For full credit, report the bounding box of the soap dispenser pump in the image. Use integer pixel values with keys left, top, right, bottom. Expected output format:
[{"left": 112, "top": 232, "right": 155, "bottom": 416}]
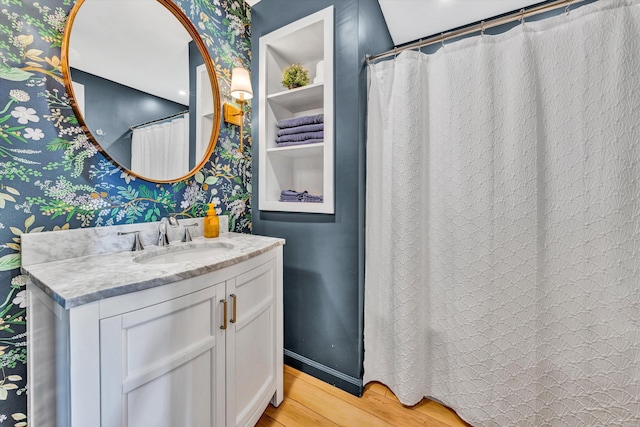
[{"left": 204, "top": 203, "right": 219, "bottom": 238}]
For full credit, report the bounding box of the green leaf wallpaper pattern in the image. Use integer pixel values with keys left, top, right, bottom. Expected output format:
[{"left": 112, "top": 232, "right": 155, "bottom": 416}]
[{"left": 0, "top": 0, "right": 252, "bottom": 421}]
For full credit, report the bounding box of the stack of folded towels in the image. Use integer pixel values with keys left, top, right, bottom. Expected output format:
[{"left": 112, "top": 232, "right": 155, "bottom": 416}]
[
  {"left": 279, "top": 189, "right": 323, "bottom": 203},
  {"left": 275, "top": 114, "right": 324, "bottom": 147}
]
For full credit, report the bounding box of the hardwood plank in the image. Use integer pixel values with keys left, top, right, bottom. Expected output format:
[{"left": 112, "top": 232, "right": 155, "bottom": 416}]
[
  {"left": 414, "top": 400, "right": 471, "bottom": 427},
  {"left": 361, "top": 389, "right": 453, "bottom": 427},
  {"left": 255, "top": 415, "right": 285, "bottom": 427},
  {"left": 258, "top": 366, "right": 471, "bottom": 427},
  {"left": 373, "top": 379, "right": 469, "bottom": 426},
  {"left": 264, "top": 396, "right": 339, "bottom": 426},
  {"left": 283, "top": 370, "right": 391, "bottom": 426},
  {"left": 364, "top": 381, "right": 389, "bottom": 397},
  {"left": 383, "top": 386, "right": 401, "bottom": 404},
  {"left": 286, "top": 366, "right": 451, "bottom": 427}
]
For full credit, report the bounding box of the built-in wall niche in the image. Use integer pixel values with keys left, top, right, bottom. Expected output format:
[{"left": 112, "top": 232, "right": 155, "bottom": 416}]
[{"left": 259, "top": 6, "right": 334, "bottom": 213}]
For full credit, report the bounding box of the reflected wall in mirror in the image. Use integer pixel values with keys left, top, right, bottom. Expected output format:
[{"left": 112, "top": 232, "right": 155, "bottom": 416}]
[{"left": 62, "top": 0, "right": 221, "bottom": 182}]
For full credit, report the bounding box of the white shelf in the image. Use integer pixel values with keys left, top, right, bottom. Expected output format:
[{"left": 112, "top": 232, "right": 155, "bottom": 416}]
[
  {"left": 266, "top": 142, "right": 324, "bottom": 158},
  {"left": 260, "top": 200, "right": 332, "bottom": 214},
  {"left": 258, "top": 6, "right": 334, "bottom": 214},
  {"left": 267, "top": 83, "right": 324, "bottom": 112}
]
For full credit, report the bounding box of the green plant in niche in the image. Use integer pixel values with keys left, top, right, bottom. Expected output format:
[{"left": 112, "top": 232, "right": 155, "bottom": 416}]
[{"left": 282, "top": 64, "right": 310, "bottom": 90}]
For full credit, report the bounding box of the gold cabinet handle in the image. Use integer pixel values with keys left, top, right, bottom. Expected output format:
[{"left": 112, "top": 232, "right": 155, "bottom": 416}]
[
  {"left": 230, "top": 294, "right": 237, "bottom": 324},
  {"left": 220, "top": 299, "right": 227, "bottom": 330}
]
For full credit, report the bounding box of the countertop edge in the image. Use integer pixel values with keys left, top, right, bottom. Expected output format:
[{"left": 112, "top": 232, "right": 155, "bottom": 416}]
[{"left": 23, "top": 237, "right": 285, "bottom": 310}]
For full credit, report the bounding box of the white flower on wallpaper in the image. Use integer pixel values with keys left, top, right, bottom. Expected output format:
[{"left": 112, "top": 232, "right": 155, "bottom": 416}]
[
  {"left": 9, "top": 90, "right": 30, "bottom": 102},
  {"left": 12, "top": 291, "right": 27, "bottom": 309},
  {"left": 119, "top": 171, "right": 136, "bottom": 184},
  {"left": 23, "top": 127, "right": 44, "bottom": 140},
  {"left": 10, "top": 106, "right": 39, "bottom": 124}
]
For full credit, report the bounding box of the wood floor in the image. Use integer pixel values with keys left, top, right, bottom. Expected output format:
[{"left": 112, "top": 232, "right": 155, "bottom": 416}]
[{"left": 257, "top": 365, "right": 471, "bottom": 426}]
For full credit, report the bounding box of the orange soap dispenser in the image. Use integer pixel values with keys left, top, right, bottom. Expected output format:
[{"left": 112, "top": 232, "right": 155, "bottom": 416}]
[{"left": 203, "top": 203, "right": 219, "bottom": 238}]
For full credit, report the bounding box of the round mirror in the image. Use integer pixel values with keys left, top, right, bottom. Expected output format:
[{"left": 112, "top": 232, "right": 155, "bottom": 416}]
[{"left": 62, "top": 0, "right": 221, "bottom": 182}]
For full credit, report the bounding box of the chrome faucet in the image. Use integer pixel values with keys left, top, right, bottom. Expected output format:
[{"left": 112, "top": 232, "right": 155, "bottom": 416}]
[
  {"left": 182, "top": 223, "right": 198, "bottom": 242},
  {"left": 157, "top": 215, "right": 179, "bottom": 246},
  {"left": 118, "top": 230, "right": 144, "bottom": 251}
]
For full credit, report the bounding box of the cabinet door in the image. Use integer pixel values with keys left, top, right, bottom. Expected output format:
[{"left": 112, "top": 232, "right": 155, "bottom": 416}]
[
  {"left": 100, "top": 284, "right": 226, "bottom": 427},
  {"left": 226, "top": 259, "right": 278, "bottom": 427}
]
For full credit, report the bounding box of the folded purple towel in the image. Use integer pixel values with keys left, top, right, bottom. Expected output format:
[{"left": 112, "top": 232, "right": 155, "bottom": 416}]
[
  {"left": 276, "top": 131, "right": 324, "bottom": 143},
  {"left": 275, "top": 139, "right": 323, "bottom": 147},
  {"left": 279, "top": 198, "right": 323, "bottom": 203},
  {"left": 278, "top": 190, "right": 323, "bottom": 203},
  {"left": 277, "top": 123, "right": 324, "bottom": 137},
  {"left": 277, "top": 114, "right": 324, "bottom": 129}
]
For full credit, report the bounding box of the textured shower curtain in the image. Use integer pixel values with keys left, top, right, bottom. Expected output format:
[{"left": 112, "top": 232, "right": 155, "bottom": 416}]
[
  {"left": 364, "top": 1, "right": 640, "bottom": 425},
  {"left": 131, "top": 114, "right": 189, "bottom": 180}
]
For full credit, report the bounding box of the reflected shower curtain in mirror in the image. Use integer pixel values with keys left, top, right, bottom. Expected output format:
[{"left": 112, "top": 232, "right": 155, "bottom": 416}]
[
  {"left": 364, "top": 1, "right": 640, "bottom": 425},
  {"left": 131, "top": 113, "right": 189, "bottom": 181}
]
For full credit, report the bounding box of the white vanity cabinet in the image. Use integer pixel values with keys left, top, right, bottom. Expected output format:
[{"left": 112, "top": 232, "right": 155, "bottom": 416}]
[{"left": 27, "top": 246, "right": 283, "bottom": 427}]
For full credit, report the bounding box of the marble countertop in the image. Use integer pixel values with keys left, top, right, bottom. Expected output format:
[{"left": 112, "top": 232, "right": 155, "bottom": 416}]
[{"left": 22, "top": 232, "right": 285, "bottom": 309}]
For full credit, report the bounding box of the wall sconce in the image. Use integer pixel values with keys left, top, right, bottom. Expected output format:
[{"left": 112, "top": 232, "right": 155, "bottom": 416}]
[{"left": 224, "top": 67, "right": 253, "bottom": 153}]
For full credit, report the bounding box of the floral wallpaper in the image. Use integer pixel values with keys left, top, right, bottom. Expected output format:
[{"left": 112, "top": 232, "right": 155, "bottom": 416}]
[{"left": 0, "top": 0, "right": 251, "bottom": 422}]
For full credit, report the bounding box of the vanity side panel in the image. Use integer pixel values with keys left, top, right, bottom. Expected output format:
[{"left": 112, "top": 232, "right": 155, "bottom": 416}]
[
  {"left": 273, "top": 245, "right": 284, "bottom": 407},
  {"left": 68, "top": 302, "right": 102, "bottom": 426},
  {"left": 27, "top": 284, "right": 99, "bottom": 427},
  {"left": 27, "top": 283, "right": 70, "bottom": 427}
]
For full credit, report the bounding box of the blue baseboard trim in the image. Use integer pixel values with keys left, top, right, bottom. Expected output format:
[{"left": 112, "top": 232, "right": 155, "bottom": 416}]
[{"left": 284, "top": 349, "right": 364, "bottom": 397}]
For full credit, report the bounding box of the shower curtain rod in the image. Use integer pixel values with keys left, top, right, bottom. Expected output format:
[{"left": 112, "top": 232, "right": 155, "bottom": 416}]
[
  {"left": 129, "top": 109, "right": 189, "bottom": 130},
  {"left": 366, "top": 0, "right": 590, "bottom": 63}
]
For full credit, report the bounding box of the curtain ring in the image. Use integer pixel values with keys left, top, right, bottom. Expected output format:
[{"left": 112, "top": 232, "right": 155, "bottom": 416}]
[
  {"left": 418, "top": 39, "right": 423, "bottom": 53},
  {"left": 480, "top": 21, "right": 485, "bottom": 37},
  {"left": 565, "top": 0, "right": 573, "bottom": 15},
  {"left": 520, "top": 8, "right": 525, "bottom": 26},
  {"left": 440, "top": 33, "right": 445, "bottom": 49},
  {"left": 393, "top": 47, "right": 398, "bottom": 59}
]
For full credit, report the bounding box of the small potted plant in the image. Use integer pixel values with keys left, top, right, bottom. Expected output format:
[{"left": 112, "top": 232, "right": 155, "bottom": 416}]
[{"left": 282, "top": 64, "right": 310, "bottom": 90}]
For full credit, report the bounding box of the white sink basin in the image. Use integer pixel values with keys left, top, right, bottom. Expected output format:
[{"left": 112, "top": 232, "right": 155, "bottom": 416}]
[{"left": 134, "top": 241, "right": 234, "bottom": 264}]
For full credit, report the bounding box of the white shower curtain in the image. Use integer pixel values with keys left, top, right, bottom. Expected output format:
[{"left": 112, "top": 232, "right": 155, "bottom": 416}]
[
  {"left": 364, "top": 1, "right": 640, "bottom": 425},
  {"left": 131, "top": 114, "right": 189, "bottom": 180}
]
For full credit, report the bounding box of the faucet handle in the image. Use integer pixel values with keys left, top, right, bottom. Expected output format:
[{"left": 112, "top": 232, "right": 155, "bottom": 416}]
[
  {"left": 118, "top": 230, "right": 144, "bottom": 251},
  {"left": 182, "top": 223, "right": 198, "bottom": 242},
  {"left": 168, "top": 215, "right": 180, "bottom": 227}
]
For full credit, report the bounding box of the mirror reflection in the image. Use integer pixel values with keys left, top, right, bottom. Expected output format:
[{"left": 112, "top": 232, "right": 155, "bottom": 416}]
[{"left": 64, "top": 0, "right": 219, "bottom": 182}]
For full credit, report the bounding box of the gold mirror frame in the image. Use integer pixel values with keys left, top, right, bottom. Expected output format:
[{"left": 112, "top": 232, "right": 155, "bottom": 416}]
[{"left": 61, "top": 0, "right": 221, "bottom": 183}]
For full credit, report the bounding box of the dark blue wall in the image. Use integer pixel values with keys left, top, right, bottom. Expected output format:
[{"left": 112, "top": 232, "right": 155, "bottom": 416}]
[
  {"left": 70, "top": 68, "right": 188, "bottom": 169},
  {"left": 251, "top": 0, "right": 392, "bottom": 395}
]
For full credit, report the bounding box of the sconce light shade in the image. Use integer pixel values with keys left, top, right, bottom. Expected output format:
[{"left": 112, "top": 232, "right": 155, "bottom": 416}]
[{"left": 230, "top": 67, "right": 253, "bottom": 101}]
